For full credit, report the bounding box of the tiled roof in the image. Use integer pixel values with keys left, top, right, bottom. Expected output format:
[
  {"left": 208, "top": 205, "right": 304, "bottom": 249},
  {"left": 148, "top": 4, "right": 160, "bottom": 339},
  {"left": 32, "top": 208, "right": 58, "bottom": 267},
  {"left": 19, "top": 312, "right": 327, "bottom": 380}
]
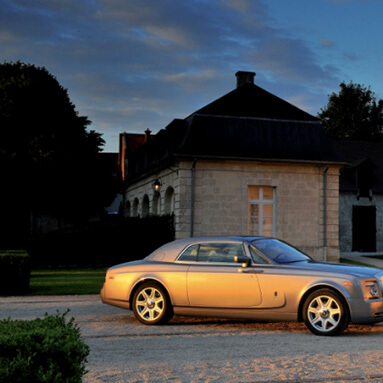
[
  {"left": 190, "top": 83, "right": 318, "bottom": 122},
  {"left": 126, "top": 115, "right": 340, "bottom": 180},
  {"left": 177, "top": 114, "right": 336, "bottom": 162}
]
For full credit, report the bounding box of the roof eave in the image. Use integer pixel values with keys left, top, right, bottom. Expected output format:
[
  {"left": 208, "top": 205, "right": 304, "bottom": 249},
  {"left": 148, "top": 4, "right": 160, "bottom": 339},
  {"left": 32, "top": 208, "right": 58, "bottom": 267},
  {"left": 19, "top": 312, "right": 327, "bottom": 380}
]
[{"left": 173, "top": 153, "right": 345, "bottom": 166}]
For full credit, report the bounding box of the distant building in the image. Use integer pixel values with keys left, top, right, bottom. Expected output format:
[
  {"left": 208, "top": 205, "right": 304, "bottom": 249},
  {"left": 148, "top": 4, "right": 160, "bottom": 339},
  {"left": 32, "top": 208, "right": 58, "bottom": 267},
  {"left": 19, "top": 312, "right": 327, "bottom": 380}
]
[
  {"left": 335, "top": 140, "right": 383, "bottom": 254},
  {"left": 102, "top": 152, "right": 122, "bottom": 216},
  {"left": 120, "top": 71, "right": 342, "bottom": 260}
]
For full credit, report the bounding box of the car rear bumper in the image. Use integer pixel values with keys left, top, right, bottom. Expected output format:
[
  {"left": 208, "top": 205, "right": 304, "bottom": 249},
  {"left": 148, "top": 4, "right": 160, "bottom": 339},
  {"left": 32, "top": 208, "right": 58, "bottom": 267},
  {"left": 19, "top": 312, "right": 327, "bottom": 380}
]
[{"left": 101, "top": 284, "right": 131, "bottom": 310}]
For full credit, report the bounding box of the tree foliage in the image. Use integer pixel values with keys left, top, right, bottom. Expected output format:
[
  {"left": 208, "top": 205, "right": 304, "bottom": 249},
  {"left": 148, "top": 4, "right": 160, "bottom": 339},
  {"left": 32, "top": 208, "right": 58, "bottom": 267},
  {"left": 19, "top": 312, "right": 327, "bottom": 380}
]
[
  {"left": 0, "top": 62, "right": 116, "bottom": 246},
  {"left": 318, "top": 82, "right": 383, "bottom": 141}
]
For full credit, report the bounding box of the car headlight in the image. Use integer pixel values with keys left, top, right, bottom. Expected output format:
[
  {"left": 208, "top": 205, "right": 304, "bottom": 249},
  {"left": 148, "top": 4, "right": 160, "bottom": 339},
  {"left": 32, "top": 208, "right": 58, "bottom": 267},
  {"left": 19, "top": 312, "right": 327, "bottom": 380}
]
[
  {"left": 363, "top": 280, "right": 380, "bottom": 300},
  {"left": 370, "top": 285, "right": 379, "bottom": 298}
]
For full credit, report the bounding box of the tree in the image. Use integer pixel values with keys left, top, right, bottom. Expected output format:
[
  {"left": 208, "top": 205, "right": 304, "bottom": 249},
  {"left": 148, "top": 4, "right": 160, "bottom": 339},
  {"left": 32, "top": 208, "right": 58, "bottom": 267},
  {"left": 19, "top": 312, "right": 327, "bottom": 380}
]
[
  {"left": 318, "top": 82, "right": 383, "bottom": 141},
  {"left": 0, "top": 62, "right": 116, "bottom": 247}
]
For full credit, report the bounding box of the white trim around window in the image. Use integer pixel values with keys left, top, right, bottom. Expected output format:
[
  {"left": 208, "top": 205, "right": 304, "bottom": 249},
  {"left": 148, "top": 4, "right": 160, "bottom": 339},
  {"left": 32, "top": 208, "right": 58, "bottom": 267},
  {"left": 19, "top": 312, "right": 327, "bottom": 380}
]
[{"left": 248, "top": 186, "right": 276, "bottom": 237}]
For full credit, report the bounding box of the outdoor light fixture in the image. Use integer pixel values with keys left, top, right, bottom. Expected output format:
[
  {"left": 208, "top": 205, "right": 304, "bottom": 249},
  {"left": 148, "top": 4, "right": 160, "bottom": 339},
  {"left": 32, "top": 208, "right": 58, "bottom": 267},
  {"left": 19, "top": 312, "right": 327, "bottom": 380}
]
[{"left": 152, "top": 179, "right": 161, "bottom": 192}]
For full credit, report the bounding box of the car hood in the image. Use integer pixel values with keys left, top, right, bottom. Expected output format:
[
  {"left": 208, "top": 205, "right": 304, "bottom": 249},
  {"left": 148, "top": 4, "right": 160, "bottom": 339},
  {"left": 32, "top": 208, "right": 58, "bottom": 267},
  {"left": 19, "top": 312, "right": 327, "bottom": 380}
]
[{"left": 282, "top": 260, "right": 382, "bottom": 279}]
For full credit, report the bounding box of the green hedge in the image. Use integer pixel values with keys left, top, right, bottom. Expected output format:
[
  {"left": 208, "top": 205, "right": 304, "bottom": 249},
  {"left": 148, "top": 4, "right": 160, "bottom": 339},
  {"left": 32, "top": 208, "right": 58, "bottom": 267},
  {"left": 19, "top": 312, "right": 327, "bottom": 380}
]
[
  {"left": 0, "top": 311, "right": 89, "bottom": 383},
  {"left": 0, "top": 250, "right": 30, "bottom": 295}
]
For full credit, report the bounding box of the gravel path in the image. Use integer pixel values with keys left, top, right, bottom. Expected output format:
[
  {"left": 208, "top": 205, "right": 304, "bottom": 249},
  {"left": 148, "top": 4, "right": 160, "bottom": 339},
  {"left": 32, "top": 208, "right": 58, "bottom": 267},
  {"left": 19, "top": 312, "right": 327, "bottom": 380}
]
[{"left": 2, "top": 295, "right": 383, "bottom": 382}]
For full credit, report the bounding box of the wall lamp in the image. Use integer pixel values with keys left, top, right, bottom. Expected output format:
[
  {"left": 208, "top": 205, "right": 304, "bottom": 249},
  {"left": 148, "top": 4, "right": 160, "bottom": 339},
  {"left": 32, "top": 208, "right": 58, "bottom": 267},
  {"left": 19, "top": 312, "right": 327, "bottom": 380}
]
[{"left": 152, "top": 179, "right": 162, "bottom": 192}]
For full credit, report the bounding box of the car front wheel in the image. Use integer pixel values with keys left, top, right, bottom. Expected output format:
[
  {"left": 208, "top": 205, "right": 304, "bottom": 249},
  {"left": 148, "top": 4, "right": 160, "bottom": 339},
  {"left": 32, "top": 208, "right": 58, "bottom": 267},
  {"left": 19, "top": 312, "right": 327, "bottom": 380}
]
[
  {"left": 132, "top": 282, "right": 173, "bottom": 325},
  {"left": 303, "top": 288, "right": 349, "bottom": 336}
]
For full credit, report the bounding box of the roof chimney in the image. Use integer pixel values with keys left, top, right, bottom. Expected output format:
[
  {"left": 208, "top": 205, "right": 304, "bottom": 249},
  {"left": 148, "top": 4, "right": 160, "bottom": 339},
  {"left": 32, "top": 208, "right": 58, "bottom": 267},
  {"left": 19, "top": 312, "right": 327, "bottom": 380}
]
[
  {"left": 235, "top": 71, "right": 255, "bottom": 88},
  {"left": 145, "top": 128, "right": 151, "bottom": 142}
]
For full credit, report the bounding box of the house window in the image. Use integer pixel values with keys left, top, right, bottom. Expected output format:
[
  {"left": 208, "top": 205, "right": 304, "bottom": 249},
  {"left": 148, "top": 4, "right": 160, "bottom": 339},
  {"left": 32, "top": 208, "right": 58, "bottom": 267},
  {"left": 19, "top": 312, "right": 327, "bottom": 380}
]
[{"left": 248, "top": 186, "right": 275, "bottom": 237}]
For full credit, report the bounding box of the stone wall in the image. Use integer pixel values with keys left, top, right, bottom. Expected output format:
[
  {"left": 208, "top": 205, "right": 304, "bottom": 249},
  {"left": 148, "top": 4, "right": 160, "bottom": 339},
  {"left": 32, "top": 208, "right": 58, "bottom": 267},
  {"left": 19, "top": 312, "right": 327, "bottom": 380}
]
[{"left": 186, "top": 160, "right": 340, "bottom": 261}]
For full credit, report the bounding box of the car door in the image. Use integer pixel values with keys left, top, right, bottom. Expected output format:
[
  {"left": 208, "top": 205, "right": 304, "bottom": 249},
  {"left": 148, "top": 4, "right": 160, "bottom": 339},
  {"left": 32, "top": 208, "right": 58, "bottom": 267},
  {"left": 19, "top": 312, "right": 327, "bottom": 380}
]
[
  {"left": 183, "top": 241, "right": 262, "bottom": 307},
  {"left": 247, "top": 242, "right": 288, "bottom": 309}
]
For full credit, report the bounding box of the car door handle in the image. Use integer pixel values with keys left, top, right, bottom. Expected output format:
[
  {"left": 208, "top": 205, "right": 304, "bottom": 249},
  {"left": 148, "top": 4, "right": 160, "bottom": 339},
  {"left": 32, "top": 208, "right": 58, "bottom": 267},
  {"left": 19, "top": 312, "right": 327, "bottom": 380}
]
[{"left": 237, "top": 268, "right": 263, "bottom": 274}]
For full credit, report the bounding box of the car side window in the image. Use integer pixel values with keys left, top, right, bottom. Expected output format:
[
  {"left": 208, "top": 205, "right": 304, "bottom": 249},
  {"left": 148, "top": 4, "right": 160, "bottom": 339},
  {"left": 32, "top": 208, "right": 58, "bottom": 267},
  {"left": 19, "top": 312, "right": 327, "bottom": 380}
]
[
  {"left": 198, "top": 243, "right": 246, "bottom": 263},
  {"left": 178, "top": 242, "right": 248, "bottom": 263},
  {"left": 178, "top": 244, "right": 199, "bottom": 261},
  {"left": 249, "top": 245, "right": 269, "bottom": 264}
]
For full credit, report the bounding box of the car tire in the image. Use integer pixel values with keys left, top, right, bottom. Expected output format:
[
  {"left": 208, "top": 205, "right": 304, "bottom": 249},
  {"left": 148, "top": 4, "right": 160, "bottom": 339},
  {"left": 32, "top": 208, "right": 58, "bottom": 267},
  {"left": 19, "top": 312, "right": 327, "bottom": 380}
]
[
  {"left": 303, "top": 288, "right": 349, "bottom": 336},
  {"left": 132, "top": 282, "right": 173, "bottom": 325}
]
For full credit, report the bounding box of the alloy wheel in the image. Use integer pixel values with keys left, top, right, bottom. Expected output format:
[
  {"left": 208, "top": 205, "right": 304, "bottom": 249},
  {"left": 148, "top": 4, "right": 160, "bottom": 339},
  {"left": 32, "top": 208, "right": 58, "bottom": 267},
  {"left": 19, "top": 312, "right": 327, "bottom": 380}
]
[
  {"left": 307, "top": 295, "right": 341, "bottom": 332},
  {"left": 135, "top": 286, "right": 165, "bottom": 322}
]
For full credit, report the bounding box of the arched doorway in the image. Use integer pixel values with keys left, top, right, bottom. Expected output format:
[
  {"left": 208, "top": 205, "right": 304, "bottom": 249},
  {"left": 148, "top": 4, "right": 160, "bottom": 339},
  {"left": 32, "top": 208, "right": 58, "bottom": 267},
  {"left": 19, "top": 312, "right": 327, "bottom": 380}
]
[
  {"left": 164, "top": 186, "right": 175, "bottom": 215},
  {"left": 152, "top": 191, "right": 161, "bottom": 215},
  {"left": 142, "top": 195, "right": 150, "bottom": 217},
  {"left": 125, "top": 200, "right": 131, "bottom": 217},
  {"left": 132, "top": 198, "right": 139, "bottom": 217}
]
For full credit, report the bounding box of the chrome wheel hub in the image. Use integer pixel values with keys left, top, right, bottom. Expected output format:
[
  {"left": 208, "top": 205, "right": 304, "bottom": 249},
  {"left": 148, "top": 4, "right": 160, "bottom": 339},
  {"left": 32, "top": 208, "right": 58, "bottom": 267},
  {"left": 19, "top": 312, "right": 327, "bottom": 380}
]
[
  {"left": 307, "top": 295, "right": 341, "bottom": 333},
  {"left": 320, "top": 308, "right": 330, "bottom": 319},
  {"left": 146, "top": 298, "right": 155, "bottom": 309}
]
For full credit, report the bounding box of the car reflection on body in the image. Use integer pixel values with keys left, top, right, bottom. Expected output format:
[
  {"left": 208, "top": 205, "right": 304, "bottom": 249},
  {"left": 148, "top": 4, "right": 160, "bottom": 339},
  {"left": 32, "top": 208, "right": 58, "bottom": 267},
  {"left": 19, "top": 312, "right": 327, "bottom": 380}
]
[{"left": 101, "top": 236, "right": 383, "bottom": 336}]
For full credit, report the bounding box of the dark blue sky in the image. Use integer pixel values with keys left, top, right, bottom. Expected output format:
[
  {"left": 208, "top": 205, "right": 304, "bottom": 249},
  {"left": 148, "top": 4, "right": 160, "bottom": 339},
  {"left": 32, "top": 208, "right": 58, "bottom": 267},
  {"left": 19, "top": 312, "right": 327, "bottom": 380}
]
[{"left": 2, "top": 0, "right": 382, "bottom": 151}]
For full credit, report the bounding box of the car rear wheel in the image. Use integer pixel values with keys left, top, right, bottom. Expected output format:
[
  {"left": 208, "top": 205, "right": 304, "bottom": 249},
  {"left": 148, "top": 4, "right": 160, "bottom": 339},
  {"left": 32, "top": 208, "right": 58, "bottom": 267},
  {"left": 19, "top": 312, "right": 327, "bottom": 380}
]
[
  {"left": 132, "top": 282, "right": 173, "bottom": 325},
  {"left": 303, "top": 288, "right": 349, "bottom": 336}
]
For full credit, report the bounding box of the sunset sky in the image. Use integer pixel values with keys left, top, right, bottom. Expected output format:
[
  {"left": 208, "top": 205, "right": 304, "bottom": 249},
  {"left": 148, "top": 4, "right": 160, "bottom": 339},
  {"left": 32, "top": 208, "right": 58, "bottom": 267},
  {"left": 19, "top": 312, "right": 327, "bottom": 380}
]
[{"left": 2, "top": 0, "right": 383, "bottom": 151}]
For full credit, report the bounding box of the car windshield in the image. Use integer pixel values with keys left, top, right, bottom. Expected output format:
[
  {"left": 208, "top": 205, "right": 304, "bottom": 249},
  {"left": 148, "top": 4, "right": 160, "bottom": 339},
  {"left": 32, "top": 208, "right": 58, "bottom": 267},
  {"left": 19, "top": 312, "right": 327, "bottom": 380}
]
[{"left": 251, "top": 238, "right": 311, "bottom": 264}]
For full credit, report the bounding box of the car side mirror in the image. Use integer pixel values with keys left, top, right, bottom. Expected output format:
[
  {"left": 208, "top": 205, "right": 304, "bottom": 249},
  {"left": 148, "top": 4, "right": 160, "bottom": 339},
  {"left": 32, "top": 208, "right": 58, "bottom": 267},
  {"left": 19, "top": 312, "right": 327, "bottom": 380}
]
[{"left": 234, "top": 255, "right": 250, "bottom": 268}]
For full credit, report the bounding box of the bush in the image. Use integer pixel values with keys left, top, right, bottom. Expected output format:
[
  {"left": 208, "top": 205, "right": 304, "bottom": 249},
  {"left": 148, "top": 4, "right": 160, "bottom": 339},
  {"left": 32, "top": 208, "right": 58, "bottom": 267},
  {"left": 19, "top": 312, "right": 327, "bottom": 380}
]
[
  {"left": 28, "top": 215, "right": 175, "bottom": 267},
  {"left": 0, "top": 250, "right": 30, "bottom": 295},
  {"left": 0, "top": 311, "right": 89, "bottom": 383}
]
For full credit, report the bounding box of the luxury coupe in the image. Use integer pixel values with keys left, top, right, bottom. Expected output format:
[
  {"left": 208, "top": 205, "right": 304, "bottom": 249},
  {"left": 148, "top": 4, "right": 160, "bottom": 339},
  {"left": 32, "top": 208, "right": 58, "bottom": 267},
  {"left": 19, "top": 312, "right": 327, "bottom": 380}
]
[{"left": 101, "top": 236, "right": 383, "bottom": 336}]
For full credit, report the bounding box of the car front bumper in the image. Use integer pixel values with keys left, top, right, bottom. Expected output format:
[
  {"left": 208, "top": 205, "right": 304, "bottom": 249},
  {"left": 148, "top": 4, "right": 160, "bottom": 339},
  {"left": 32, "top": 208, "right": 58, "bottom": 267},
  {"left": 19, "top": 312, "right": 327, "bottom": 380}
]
[{"left": 350, "top": 297, "right": 383, "bottom": 324}]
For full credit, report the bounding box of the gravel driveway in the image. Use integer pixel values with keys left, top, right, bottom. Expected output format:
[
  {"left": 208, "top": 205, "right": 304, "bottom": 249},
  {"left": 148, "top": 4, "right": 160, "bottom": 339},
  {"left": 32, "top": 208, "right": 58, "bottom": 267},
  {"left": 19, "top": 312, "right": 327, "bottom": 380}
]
[{"left": 2, "top": 295, "right": 383, "bottom": 382}]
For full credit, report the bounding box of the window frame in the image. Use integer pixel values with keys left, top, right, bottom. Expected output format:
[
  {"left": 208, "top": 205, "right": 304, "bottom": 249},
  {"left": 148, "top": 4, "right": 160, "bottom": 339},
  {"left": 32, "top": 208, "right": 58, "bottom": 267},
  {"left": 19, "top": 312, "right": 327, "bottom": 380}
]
[
  {"left": 248, "top": 245, "right": 271, "bottom": 265},
  {"left": 248, "top": 186, "right": 276, "bottom": 237},
  {"left": 176, "top": 242, "right": 250, "bottom": 265}
]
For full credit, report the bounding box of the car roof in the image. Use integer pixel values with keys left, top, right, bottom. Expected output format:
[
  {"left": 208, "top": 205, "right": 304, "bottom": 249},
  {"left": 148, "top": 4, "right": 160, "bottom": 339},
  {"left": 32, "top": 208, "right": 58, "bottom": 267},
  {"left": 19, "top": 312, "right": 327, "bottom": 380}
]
[{"left": 145, "top": 236, "right": 264, "bottom": 263}]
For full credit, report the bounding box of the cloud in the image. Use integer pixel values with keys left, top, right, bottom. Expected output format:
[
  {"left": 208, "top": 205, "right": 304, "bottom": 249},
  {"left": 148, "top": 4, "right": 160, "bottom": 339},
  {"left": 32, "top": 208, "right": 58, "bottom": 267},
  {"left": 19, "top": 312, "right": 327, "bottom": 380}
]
[
  {"left": 0, "top": 0, "right": 346, "bottom": 151},
  {"left": 251, "top": 38, "right": 339, "bottom": 89},
  {"left": 321, "top": 39, "right": 336, "bottom": 48},
  {"left": 161, "top": 69, "right": 217, "bottom": 90}
]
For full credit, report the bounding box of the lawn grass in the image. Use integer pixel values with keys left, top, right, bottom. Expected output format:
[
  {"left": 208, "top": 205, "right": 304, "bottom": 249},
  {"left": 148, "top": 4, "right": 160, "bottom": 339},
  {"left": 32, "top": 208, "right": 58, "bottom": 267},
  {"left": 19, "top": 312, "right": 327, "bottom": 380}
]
[
  {"left": 340, "top": 258, "right": 380, "bottom": 268},
  {"left": 29, "top": 268, "right": 107, "bottom": 295}
]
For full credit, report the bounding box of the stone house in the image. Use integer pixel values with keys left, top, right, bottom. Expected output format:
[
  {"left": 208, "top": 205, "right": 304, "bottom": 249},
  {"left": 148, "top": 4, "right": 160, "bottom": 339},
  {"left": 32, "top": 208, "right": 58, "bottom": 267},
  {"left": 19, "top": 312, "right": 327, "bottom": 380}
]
[{"left": 120, "top": 71, "right": 342, "bottom": 261}]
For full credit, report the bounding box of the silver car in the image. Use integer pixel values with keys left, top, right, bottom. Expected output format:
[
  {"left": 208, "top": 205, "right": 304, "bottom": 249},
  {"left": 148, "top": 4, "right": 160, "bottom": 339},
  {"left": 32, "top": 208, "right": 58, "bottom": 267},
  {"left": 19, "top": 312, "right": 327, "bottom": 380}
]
[{"left": 101, "top": 236, "right": 383, "bottom": 336}]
